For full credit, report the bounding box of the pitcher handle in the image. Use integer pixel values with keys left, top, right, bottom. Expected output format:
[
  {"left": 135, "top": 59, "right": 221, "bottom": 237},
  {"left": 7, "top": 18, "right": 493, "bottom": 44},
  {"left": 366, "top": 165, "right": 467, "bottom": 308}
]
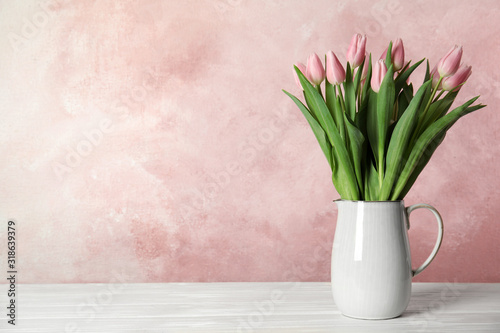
[{"left": 406, "top": 203, "right": 444, "bottom": 277}]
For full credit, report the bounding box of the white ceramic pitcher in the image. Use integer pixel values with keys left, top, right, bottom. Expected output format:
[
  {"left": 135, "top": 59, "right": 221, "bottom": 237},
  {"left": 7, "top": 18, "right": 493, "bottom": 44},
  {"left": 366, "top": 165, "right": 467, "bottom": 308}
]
[{"left": 331, "top": 200, "right": 443, "bottom": 319}]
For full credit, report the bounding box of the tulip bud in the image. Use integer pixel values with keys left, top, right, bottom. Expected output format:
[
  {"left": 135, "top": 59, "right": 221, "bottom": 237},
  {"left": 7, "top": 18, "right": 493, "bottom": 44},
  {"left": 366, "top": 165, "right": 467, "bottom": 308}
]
[
  {"left": 306, "top": 53, "right": 325, "bottom": 86},
  {"left": 346, "top": 34, "right": 367, "bottom": 68},
  {"left": 293, "top": 62, "right": 307, "bottom": 89},
  {"left": 326, "top": 51, "right": 346, "bottom": 85},
  {"left": 354, "top": 53, "right": 370, "bottom": 81},
  {"left": 437, "top": 45, "right": 463, "bottom": 77},
  {"left": 392, "top": 38, "right": 405, "bottom": 71},
  {"left": 379, "top": 39, "right": 404, "bottom": 71},
  {"left": 371, "top": 59, "right": 387, "bottom": 93},
  {"left": 442, "top": 64, "right": 472, "bottom": 92},
  {"left": 430, "top": 65, "right": 442, "bottom": 90},
  {"left": 429, "top": 65, "right": 442, "bottom": 90},
  {"left": 361, "top": 53, "right": 370, "bottom": 79}
]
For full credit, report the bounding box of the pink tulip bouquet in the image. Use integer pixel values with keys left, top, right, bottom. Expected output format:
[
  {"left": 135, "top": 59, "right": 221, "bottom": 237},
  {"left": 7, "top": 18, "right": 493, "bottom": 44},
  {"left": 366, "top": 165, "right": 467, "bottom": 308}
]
[{"left": 284, "top": 34, "right": 485, "bottom": 201}]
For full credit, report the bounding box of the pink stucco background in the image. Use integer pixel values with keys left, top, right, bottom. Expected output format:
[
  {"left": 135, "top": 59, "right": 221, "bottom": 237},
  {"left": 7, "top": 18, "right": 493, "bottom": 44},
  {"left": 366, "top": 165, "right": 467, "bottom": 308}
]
[{"left": 0, "top": 0, "right": 499, "bottom": 283}]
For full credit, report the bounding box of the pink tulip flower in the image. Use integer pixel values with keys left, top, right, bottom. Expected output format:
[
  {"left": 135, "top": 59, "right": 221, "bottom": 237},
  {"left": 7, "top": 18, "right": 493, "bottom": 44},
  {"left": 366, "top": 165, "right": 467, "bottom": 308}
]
[
  {"left": 354, "top": 52, "right": 370, "bottom": 80},
  {"left": 442, "top": 64, "right": 472, "bottom": 91},
  {"left": 293, "top": 62, "right": 307, "bottom": 89},
  {"left": 437, "top": 45, "right": 463, "bottom": 77},
  {"left": 361, "top": 52, "right": 370, "bottom": 78},
  {"left": 430, "top": 65, "right": 442, "bottom": 90},
  {"left": 346, "top": 34, "right": 367, "bottom": 68},
  {"left": 371, "top": 59, "right": 387, "bottom": 93},
  {"left": 306, "top": 53, "right": 325, "bottom": 86},
  {"left": 392, "top": 38, "right": 405, "bottom": 71},
  {"left": 326, "top": 51, "right": 346, "bottom": 85},
  {"left": 379, "top": 39, "right": 405, "bottom": 71}
]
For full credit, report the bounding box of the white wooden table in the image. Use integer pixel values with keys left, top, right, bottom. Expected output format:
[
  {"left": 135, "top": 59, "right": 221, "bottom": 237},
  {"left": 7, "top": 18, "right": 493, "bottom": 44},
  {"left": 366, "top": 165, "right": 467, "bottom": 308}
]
[{"left": 1, "top": 282, "right": 499, "bottom": 332}]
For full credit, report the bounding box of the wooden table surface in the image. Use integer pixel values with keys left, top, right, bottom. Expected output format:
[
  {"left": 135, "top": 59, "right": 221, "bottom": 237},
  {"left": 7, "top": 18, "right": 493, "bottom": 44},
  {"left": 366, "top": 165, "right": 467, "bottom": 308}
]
[{"left": 1, "top": 282, "right": 499, "bottom": 332}]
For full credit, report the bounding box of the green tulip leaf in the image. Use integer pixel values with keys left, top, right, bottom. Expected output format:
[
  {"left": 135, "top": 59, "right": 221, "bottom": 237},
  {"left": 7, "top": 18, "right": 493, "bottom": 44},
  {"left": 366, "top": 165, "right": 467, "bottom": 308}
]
[
  {"left": 295, "top": 66, "right": 337, "bottom": 145},
  {"left": 396, "top": 83, "right": 412, "bottom": 121},
  {"left": 379, "top": 81, "right": 431, "bottom": 200},
  {"left": 384, "top": 41, "right": 393, "bottom": 69},
  {"left": 283, "top": 90, "right": 333, "bottom": 170},
  {"left": 354, "top": 60, "right": 365, "bottom": 96},
  {"left": 325, "top": 81, "right": 346, "bottom": 142},
  {"left": 420, "top": 90, "right": 458, "bottom": 129},
  {"left": 343, "top": 111, "right": 365, "bottom": 196},
  {"left": 343, "top": 62, "right": 356, "bottom": 121},
  {"left": 293, "top": 67, "right": 360, "bottom": 199},
  {"left": 361, "top": 54, "right": 373, "bottom": 101},
  {"left": 367, "top": 65, "right": 395, "bottom": 186},
  {"left": 391, "top": 97, "right": 486, "bottom": 200},
  {"left": 423, "top": 60, "right": 431, "bottom": 83},
  {"left": 395, "top": 59, "right": 424, "bottom": 92},
  {"left": 364, "top": 160, "right": 380, "bottom": 201}
]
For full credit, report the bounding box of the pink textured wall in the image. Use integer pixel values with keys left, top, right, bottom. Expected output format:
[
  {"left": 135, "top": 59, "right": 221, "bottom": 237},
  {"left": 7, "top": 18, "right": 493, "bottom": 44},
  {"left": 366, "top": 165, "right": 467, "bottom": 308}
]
[{"left": 0, "top": 0, "right": 499, "bottom": 283}]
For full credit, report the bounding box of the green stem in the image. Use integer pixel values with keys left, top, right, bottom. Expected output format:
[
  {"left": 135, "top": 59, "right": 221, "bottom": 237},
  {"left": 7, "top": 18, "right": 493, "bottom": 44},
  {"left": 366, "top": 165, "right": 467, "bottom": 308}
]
[{"left": 419, "top": 77, "right": 443, "bottom": 126}]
